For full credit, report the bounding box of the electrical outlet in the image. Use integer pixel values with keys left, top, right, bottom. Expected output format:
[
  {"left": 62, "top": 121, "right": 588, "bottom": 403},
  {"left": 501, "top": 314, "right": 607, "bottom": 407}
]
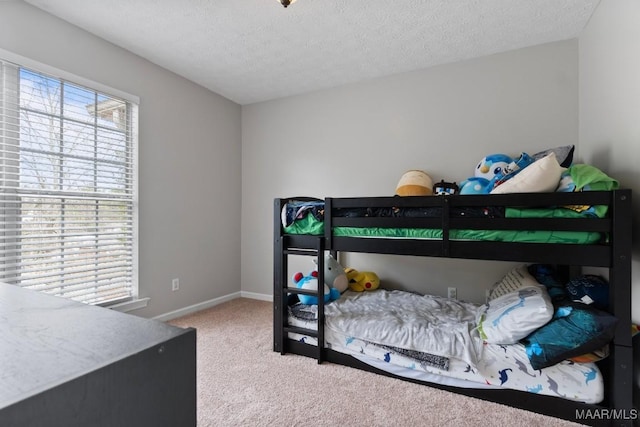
[
  {"left": 447, "top": 287, "right": 457, "bottom": 299},
  {"left": 172, "top": 278, "right": 180, "bottom": 291}
]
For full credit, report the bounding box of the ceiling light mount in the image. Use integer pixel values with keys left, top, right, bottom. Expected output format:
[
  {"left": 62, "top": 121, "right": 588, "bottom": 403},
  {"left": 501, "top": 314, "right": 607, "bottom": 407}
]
[{"left": 278, "top": 0, "right": 297, "bottom": 8}]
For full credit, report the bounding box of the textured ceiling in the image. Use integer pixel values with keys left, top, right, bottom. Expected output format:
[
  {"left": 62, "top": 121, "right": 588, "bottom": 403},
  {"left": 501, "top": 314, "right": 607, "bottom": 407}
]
[{"left": 24, "top": 0, "right": 600, "bottom": 105}]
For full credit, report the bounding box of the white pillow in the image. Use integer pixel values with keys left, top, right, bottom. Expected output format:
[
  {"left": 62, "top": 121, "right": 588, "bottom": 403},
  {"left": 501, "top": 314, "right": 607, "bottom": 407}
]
[
  {"left": 490, "top": 152, "right": 564, "bottom": 194},
  {"left": 478, "top": 266, "right": 553, "bottom": 344},
  {"left": 487, "top": 265, "right": 539, "bottom": 300}
]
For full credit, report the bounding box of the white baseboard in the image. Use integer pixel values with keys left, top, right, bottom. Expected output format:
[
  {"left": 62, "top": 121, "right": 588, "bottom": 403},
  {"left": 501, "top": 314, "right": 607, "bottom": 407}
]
[
  {"left": 240, "top": 291, "right": 273, "bottom": 302},
  {"left": 153, "top": 290, "right": 273, "bottom": 322},
  {"left": 109, "top": 297, "right": 151, "bottom": 313},
  {"left": 153, "top": 291, "right": 241, "bottom": 322}
]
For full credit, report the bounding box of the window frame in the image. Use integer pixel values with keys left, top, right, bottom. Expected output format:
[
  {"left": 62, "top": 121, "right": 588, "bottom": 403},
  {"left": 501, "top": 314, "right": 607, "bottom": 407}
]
[{"left": 0, "top": 49, "right": 139, "bottom": 307}]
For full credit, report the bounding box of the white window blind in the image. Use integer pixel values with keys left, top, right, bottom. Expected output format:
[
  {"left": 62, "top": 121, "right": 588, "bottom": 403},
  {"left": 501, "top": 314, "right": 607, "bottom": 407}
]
[{"left": 0, "top": 58, "right": 138, "bottom": 305}]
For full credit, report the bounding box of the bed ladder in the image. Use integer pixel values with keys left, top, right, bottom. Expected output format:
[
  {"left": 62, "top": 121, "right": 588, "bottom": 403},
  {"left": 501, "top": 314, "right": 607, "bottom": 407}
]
[
  {"left": 273, "top": 198, "right": 327, "bottom": 364},
  {"left": 275, "top": 236, "right": 327, "bottom": 363}
]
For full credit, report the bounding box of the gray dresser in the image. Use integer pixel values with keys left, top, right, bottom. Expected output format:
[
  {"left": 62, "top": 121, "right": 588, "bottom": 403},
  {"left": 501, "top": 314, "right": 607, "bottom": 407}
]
[{"left": 0, "top": 282, "right": 196, "bottom": 427}]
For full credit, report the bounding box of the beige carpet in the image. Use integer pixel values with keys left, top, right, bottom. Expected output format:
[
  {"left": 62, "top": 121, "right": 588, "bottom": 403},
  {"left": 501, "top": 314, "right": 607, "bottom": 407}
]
[{"left": 169, "top": 298, "right": 582, "bottom": 427}]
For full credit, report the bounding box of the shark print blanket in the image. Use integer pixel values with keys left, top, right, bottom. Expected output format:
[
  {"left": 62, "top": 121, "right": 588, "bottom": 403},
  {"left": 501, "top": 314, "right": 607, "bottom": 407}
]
[
  {"left": 287, "top": 289, "right": 604, "bottom": 403},
  {"left": 324, "top": 290, "right": 484, "bottom": 367}
]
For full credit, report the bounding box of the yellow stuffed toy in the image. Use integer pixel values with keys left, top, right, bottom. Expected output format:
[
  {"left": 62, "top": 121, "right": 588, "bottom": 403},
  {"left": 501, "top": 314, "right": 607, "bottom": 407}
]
[
  {"left": 345, "top": 267, "right": 380, "bottom": 292},
  {"left": 395, "top": 170, "right": 433, "bottom": 196}
]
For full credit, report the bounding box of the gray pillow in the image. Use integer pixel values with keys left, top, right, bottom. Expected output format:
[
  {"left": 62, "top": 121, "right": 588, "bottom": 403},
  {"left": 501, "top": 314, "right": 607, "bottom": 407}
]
[{"left": 532, "top": 145, "right": 574, "bottom": 168}]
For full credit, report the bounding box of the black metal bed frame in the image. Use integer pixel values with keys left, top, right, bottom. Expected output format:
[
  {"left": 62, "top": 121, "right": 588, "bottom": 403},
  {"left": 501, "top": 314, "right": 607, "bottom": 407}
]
[{"left": 273, "top": 190, "right": 633, "bottom": 426}]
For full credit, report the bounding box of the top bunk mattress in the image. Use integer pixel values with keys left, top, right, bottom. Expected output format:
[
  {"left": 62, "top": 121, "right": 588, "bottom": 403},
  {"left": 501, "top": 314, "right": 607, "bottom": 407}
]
[{"left": 281, "top": 197, "right": 606, "bottom": 244}]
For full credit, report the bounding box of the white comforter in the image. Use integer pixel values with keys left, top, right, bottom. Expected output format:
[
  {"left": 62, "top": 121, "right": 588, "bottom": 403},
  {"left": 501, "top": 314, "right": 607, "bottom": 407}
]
[{"left": 324, "top": 290, "right": 484, "bottom": 367}]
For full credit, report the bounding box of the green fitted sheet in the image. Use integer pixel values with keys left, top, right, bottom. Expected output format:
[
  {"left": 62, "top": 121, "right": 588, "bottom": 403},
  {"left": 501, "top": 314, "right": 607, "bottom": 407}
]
[
  {"left": 284, "top": 206, "right": 604, "bottom": 244},
  {"left": 283, "top": 211, "right": 324, "bottom": 235},
  {"left": 332, "top": 227, "right": 601, "bottom": 244}
]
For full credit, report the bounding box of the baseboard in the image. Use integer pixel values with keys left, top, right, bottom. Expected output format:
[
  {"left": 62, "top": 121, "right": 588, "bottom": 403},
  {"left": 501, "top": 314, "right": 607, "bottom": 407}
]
[
  {"left": 240, "top": 291, "right": 273, "bottom": 302},
  {"left": 153, "top": 291, "right": 273, "bottom": 322},
  {"left": 153, "top": 291, "right": 241, "bottom": 322},
  {"left": 109, "top": 297, "right": 151, "bottom": 313}
]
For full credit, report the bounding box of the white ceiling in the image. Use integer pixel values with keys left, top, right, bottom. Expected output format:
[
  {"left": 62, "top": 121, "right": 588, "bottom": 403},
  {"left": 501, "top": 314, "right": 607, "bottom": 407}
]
[{"left": 24, "top": 0, "right": 600, "bottom": 105}]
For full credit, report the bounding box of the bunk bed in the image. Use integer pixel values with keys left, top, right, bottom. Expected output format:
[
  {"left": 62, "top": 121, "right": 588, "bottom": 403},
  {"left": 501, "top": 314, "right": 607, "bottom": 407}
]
[{"left": 273, "top": 188, "right": 634, "bottom": 426}]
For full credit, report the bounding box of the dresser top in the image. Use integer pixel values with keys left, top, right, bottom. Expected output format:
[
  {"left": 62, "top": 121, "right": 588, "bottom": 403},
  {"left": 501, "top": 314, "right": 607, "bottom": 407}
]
[{"left": 0, "top": 283, "right": 190, "bottom": 409}]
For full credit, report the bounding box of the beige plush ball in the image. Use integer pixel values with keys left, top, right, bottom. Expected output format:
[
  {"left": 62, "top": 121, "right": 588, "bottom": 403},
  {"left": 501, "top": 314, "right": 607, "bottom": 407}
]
[{"left": 395, "top": 170, "right": 433, "bottom": 196}]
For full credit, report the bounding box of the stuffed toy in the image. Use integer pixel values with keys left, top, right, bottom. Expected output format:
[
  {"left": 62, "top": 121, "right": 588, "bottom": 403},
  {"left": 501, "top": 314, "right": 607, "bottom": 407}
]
[
  {"left": 292, "top": 271, "right": 340, "bottom": 305},
  {"left": 314, "top": 253, "right": 349, "bottom": 293},
  {"left": 395, "top": 170, "right": 433, "bottom": 196},
  {"left": 474, "top": 154, "right": 513, "bottom": 181},
  {"left": 459, "top": 154, "right": 513, "bottom": 195},
  {"left": 433, "top": 180, "right": 459, "bottom": 195},
  {"left": 345, "top": 267, "right": 380, "bottom": 292},
  {"left": 491, "top": 152, "right": 535, "bottom": 189},
  {"left": 459, "top": 177, "right": 493, "bottom": 195}
]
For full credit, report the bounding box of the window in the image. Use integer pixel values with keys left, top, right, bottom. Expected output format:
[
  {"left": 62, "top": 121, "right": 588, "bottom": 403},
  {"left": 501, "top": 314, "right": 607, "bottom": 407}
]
[{"left": 0, "top": 57, "right": 138, "bottom": 305}]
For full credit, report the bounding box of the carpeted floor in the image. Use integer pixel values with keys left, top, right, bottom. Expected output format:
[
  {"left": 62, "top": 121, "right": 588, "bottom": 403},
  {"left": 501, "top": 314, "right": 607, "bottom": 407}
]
[{"left": 169, "top": 298, "right": 582, "bottom": 427}]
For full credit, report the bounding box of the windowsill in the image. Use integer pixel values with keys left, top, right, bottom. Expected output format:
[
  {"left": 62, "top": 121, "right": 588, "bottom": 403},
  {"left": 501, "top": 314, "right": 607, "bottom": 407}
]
[{"left": 109, "top": 297, "right": 150, "bottom": 313}]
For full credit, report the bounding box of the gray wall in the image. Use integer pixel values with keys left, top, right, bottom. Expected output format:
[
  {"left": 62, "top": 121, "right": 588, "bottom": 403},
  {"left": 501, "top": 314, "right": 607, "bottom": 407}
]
[
  {"left": 579, "top": 0, "right": 640, "bottom": 323},
  {"left": 4, "top": 1, "right": 635, "bottom": 321},
  {"left": 0, "top": 1, "right": 242, "bottom": 318},
  {"left": 242, "top": 40, "right": 579, "bottom": 304}
]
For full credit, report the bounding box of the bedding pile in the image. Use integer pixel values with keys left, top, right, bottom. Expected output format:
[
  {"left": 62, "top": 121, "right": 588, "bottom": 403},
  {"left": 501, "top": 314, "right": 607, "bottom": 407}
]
[
  {"left": 324, "top": 289, "right": 483, "bottom": 367},
  {"left": 281, "top": 163, "right": 619, "bottom": 242},
  {"left": 287, "top": 264, "right": 616, "bottom": 404}
]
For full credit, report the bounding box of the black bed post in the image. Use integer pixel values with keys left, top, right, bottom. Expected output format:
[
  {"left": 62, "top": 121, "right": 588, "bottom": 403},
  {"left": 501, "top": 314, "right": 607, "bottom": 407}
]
[
  {"left": 609, "top": 190, "right": 633, "bottom": 346},
  {"left": 316, "top": 237, "right": 326, "bottom": 364},
  {"left": 273, "top": 198, "right": 285, "bottom": 354},
  {"left": 606, "top": 189, "right": 633, "bottom": 420},
  {"left": 325, "top": 198, "right": 339, "bottom": 285},
  {"left": 325, "top": 198, "right": 333, "bottom": 251}
]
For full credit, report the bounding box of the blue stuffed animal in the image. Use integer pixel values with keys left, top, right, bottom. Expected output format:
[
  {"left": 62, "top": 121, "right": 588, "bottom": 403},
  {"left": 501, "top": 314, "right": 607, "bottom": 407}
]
[
  {"left": 460, "top": 154, "right": 513, "bottom": 195},
  {"left": 459, "top": 177, "right": 492, "bottom": 195},
  {"left": 475, "top": 154, "right": 513, "bottom": 181},
  {"left": 491, "top": 152, "right": 534, "bottom": 188},
  {"left": 292, "top": 271, "right": 341, "bottom": 305}
]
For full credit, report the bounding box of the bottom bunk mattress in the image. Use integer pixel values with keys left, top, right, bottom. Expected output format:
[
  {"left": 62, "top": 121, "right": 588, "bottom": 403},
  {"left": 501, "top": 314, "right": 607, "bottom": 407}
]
[{"left": 287, "top": 290, "right": 604, "bottom": 404}]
